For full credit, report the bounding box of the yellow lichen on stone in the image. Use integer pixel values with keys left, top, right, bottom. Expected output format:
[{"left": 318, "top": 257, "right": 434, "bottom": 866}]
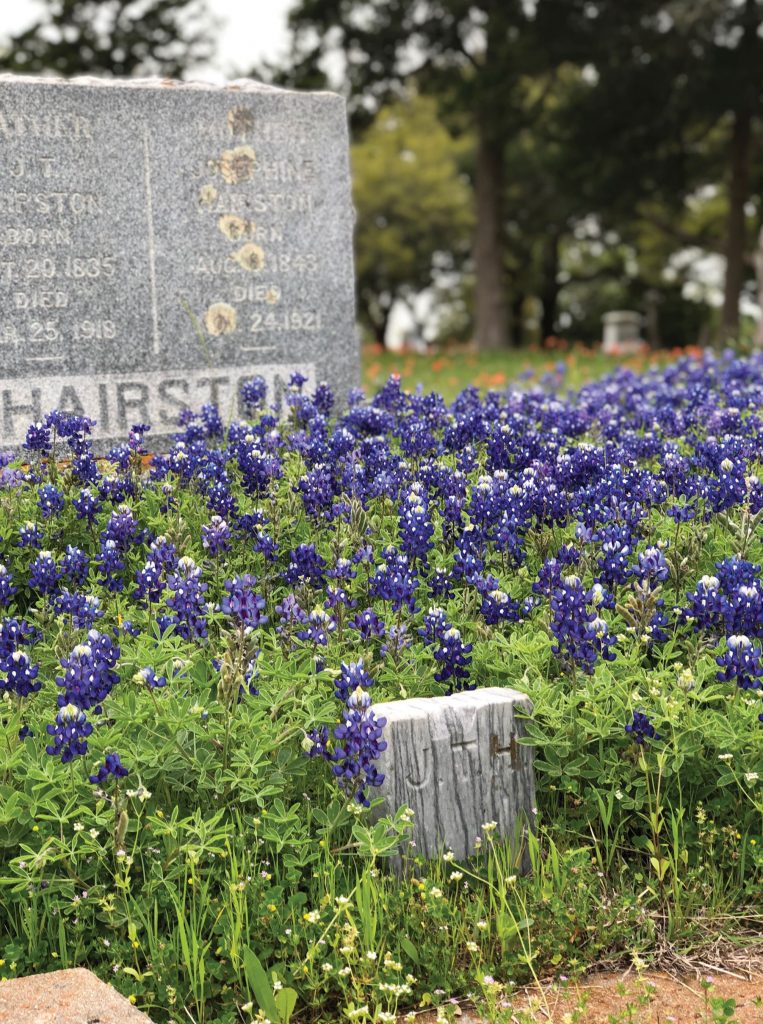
[
  {"left": 233, "top": 243, "right": 266, "bottom": 273},
  {"left": 219, "top": 145, "right": 257, "bottom": 184},
  {"left": 199, "top": 184, "right": 219, "bottom": 207},
  {"left": 265, "top": 287, "right": 280, "bottom": 305},
  {"left": 218, "top": 214, "right": 253, "bottom": 241},
  {"left": 228, "top": 107, "right": 255, "bottom": 137},
  {"left": 204, "top": 303, "right": 238, "bottom": 336}
]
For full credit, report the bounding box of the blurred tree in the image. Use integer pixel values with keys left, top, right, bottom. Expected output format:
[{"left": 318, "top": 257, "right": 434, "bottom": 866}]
[
  {"left": 566, "top": 0, "right": 763, "bottom": 342},
  {"left": 278, "top": 0, "right": 566, "bottom": 351},
  {"left": 0, "top": 0, "right": 215, "bottom": 78},
  {"left": 351, "top": 94, "right": 474, "bottom": 345}
]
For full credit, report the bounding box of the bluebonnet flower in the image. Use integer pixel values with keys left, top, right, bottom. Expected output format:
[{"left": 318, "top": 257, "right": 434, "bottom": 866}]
[
  {"left": 330, "top": 699, "right": 387, "bottom": 806},
  {"left": 220, "top": 574, "right": 268, "bottom": 628},
  {"left": 241, "top": 375, "right": 268, "bottom": 412},
  {"left": 18, "top": 521, "right": 44, "bottom": 549},
  {"left": 202, "top": 515, "right": 231, "bottom": 556},
  {"left": 369, "top": 548, "right": 418, "bottom": 613},
  {"left": 134, "top": 559, "right": 165, "bottom": 605},
  {"left": 297, "top": 607, "right": 337, "bottom": 646},
  {"left": 162, "top": 557, "right": 209, "bottom": 640},
  {"left": 347, "top": 608, "right": 386, "bottom": 641},
  {"left": 102, "top": 505, "right": 142, "bottom": 550},
  {"left": 37, "top": 484, "right": 65, "bottom": 519},
  {"left": 307, "top": 666, "right": 387, "bottom": 807},
  {"left": 334, "top": 659, "right": 374, "bottom": 702},
  {"left": 626, "top": 710, "right": 661, "bottom": 745},
  {"left": 283, "top": 543, "right": 327, "bottom": 587},
  {"left": 97, "top": 539, "right": 125, "bottom": 592},
  {"left": 0, "top": 617, "right": 38, "bottom": 659},
  {"left": 134, "top": 667, "right": 167, "bottom": 689},
  {"left": 73, "top": 487, "right": 101, "bottom": 524},
  {"left": 716, "top": 635, "right": 763, "bottom": 690},
  {"left": 418, "top": 606, "right": 450, "bottom": 646},
  {"left": 0, "top": 564, "right": 17, "bottom": 607},
  {"left": 89, "top": 752, "right": 129, "bottom": 784},
  {"left": 24, "top": 421, "right": 51, "bottom": 454},
  {"left": 56, "top": 632, "right": 120, "bottom": 711},
  {"left": 59, "top": 546, "right": 90, "bottom": 587},
  {"left": 428, "top": 567, "right": 455, "bottom": 601},
  {"left": 313, "top": 381, "right": 334, "bottom": 417},
  {"left": 637, "top": 546, "right": 670, "bottom": 585},
  {"left": 434, "top": 627, "right": 474, "bottom": 692},
  {"left": 52, "top": 591, "right": 103, "bottom": 630},
  {"left": 29, "top": 551, "right": 59, "bottom": 594},
  {"left": 46, "top": 704, "right": 93, "bottom": 762},
  {"left": 398, "top": 483, "right": 434, "bottom": 567},
  {"left": 550, "top": 575, "right": 617, "bottom": 674},
  {"left": 1, "top": 650, "right": 40, "bottom": 698}
]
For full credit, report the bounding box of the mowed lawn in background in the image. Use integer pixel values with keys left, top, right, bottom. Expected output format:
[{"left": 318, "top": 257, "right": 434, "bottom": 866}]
[{"left": 361, "top": 342, "right": 702, "bottom": 399}]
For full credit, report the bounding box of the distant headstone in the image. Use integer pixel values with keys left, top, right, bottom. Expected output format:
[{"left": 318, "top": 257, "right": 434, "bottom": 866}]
[
  {"left": 601, "top": 310, "right": 646, "bottom": 355},
  {"left": 0, "top": 967, "right": 153, "bottom": 1024},
  {"left": 372, "top": 687, "right": 536, "bottom": 865},
  {"left": 0, "top": 75, "right": 358, "bottom": 449}
]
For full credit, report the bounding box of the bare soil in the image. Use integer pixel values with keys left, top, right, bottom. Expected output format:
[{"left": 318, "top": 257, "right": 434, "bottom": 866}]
[{"left": 409, "top": 962, "right": 763, "bottom": 1023}]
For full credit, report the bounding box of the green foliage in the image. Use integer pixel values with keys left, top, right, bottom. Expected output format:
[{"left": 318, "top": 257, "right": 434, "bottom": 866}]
[
  {"left": 0, "top": 0, "right": 215, "bottom": 78},
  {"left": 352, "top": 94, "right": 474, "bottom": 344}
]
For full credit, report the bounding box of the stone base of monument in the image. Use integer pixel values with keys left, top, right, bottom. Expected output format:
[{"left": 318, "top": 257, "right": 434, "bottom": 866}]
[
  {"left": 371, "top": 687, "right": 536, "bottom": 870},
  {"left": 0, "top": 968, "right": 153, "bottom": 1024}
]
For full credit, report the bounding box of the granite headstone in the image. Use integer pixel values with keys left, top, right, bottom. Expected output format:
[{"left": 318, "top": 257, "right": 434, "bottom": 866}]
[
  {"left": 0, "top": 75, "right": 358, "bottom": 449},
  {"left": 372, "top": 687, "right": 536, "bottom": 865}
]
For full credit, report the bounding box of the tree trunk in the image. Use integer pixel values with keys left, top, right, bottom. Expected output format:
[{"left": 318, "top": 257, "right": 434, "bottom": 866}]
[
  {"left": 755, "top": 226, "right": 763, "bottom": 347},
  {"left": 720, "top": 107, "right": 752, "bottom": 342},
  {"left": 540, "top": 231, "right": 561, "bottom": 341},
  {"left": 474, "top": 120, "right": 511, "bottom": 350}
]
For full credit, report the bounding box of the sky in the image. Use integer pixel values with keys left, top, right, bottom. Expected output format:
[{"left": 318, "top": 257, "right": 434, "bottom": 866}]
[{"left": 2, "top": 0, "right": 294, "bottom": 80}]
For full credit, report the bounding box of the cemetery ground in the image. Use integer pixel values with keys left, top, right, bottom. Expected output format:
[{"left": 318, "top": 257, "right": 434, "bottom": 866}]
[{"left": 0, "top": 352, "right": 763, "bottom": 1024}]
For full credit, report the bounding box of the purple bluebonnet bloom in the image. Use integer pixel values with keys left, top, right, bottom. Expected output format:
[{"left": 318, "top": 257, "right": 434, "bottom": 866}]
[
  {"left": 220, "top": 574, "right": 268, "bottom": 628},
  {"left": 135, "top": 667, "right": 167, "bottom": 689},
  {"left": 60, "top": 546, "right": 90, "bottom": 587},
  {"left": 55, "top": 632, "right": 120, "bottom": 711},
  {"left": 97, "top": 539, "right": 125, "bottom": 592},
  {"left": 1, "top": 650, "right": 40, "bottom": 698},
  {"left": 24, "top": 421, "right": 51, "bottom": 454},
  {"left": 283, "top": 543, "right": 327, "bottom": 587},
  {"left": 134, "top": 559, "right": 165, "bottom": 605},
  {"left": 369, "top": 547, "right": 419, "bottom": 613},
  {"left": 241, "top": 375, "right": 268, "bottom": 411},
  {"left": 37, "top": 484, "right": 65, "bottom": 519},
  {"left": 307, "top": 659, "right": 387, "bottom": 806},
  {"left": 29, "top": 551, "right": 59, "bottom": 595},
  {"left": 162, "top": 558, "right": 209, "bottom": 640},
  {"left": 0, "top": 564, "right": 17, "bottom": 607},
  {"left": 716, "top": 635, "right": 763, "bottom": 690},
  {"left": 626, "top": 710, "right": 661, "bottom": 745},
  {"left": 347, "top": 608, "right": 386, "bottom": 641},
  {"left": 46, "top": 704, "right": 93, "bottom": 762},
  {"left": 433, "top": 626, "right": 474, "bottom": 692},
  {"left": 550, "top": 574, "right": 617, "bottom": 674},
  {"left": 18, "top": 521, "right": 44, "bottom": 549},
  {"left": 52, "top": 591, "right": 103, "bottom": 630},
  {"left": 73, "top": 487, "right": 101, "bottom": 523},
  {"left": 89, "top": 752, "right": 129, "bottom": 784},
  {"left": 637, "top": 546, "right": 670, "bottom": 585},
  {"left": 297, "top": 607, "right": 337, "bottom": 646},
  {"left": 202, "top": 515, "right": 231, "bottom": 556}
]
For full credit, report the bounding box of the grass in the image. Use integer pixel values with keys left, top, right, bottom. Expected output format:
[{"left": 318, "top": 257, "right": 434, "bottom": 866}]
[{"left": 361, "top": 341, "right": 700, "bottom": 399}]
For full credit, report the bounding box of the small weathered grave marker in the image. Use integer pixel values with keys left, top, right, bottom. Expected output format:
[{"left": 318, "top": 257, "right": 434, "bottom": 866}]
[
  {"left": 372, "top": 687, "right": 536, "bottom": 865},
  {"left": 0, "top": 75, "right": 358, "bottom": 449}
]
